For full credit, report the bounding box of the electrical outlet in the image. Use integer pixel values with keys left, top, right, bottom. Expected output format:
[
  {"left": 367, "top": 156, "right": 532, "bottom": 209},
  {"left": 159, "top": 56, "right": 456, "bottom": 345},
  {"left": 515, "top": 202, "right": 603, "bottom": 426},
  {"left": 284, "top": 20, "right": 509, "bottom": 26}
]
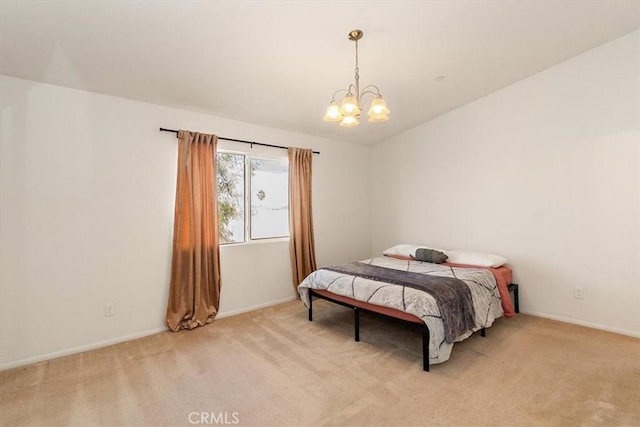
[
  {"left": 105, "top": 303, "right": 115, "bottom": 317},
  {"left": 574, "top": 287, "right": 584, "bottom": 300}
]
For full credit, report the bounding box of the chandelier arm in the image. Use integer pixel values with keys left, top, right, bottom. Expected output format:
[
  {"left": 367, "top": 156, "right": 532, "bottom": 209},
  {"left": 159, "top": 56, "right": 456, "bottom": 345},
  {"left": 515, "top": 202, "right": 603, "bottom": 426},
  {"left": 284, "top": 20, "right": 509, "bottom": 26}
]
[
  {"left": 360, "top": 85, "right": 382, "bottom": 98},
  {"left": 331, "top": 88, "right": 350, "bottom": 101}
]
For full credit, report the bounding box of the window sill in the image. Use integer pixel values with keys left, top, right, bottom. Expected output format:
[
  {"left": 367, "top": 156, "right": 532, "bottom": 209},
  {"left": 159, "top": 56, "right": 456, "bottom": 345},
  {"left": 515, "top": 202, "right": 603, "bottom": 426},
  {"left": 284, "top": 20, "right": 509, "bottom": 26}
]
[{"left": 220, "top": 237, "right": 289, "bottom": 248}]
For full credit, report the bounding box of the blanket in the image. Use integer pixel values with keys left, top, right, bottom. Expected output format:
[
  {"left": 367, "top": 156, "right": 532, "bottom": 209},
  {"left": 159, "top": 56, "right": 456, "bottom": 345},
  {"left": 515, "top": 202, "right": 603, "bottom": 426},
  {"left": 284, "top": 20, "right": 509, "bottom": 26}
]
[{"left": 323, "top": 262, "right": 475, "bottom": 343}]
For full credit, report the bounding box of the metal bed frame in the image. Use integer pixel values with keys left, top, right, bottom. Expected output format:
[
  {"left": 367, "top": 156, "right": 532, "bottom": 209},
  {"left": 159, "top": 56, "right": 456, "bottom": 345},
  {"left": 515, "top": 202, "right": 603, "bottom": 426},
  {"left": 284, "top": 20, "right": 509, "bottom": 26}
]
[{"left": 307, "top": 283, "right": 519, "bottom": 372}]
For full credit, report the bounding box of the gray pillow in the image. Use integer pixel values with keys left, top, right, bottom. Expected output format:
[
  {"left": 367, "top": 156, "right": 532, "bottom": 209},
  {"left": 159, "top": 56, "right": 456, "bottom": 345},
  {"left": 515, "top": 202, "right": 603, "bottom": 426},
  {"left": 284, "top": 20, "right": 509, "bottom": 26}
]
[{"left": 410, "top": 248, "right": 448, "bottom": 264}]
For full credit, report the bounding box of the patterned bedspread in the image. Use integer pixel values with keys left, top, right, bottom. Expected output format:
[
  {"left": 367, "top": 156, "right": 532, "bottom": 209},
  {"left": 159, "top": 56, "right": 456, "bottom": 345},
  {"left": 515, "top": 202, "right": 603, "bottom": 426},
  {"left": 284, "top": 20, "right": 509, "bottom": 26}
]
[{"left": 298, "top": 256, "right": 504, "bottom": 365}]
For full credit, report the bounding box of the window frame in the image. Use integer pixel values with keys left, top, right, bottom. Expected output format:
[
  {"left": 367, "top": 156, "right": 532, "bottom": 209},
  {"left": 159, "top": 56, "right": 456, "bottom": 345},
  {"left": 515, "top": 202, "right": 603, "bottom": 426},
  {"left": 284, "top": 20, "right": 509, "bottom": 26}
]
[{"left": 217, "top": 149, "right": 290, "bottom": 246}]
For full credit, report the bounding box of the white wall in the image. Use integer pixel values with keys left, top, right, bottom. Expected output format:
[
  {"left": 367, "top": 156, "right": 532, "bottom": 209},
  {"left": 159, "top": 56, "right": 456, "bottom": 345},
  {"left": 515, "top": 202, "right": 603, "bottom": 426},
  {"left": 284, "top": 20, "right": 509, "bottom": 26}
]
[
  {"left": 0, "top": 75, "right": 371, "bottom": 368},
  {"left": 371, "top": 30, "right": 640, "bottom": 336}
]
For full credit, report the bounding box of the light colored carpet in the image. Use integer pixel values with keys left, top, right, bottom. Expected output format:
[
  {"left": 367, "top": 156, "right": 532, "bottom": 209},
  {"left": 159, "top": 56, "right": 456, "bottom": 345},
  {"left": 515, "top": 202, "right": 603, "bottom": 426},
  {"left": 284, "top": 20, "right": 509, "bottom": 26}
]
[{"left": 1, "top": 300, "right": 639, "bottom": 426}]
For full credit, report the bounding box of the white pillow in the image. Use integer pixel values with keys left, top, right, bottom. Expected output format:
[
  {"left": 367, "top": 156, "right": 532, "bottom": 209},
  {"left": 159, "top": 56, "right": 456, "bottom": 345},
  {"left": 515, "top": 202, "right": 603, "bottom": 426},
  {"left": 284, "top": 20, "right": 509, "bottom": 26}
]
[
  {"left": 446, "top": 250, "right": 507, "bottom": 268},
  {"left": 382, "top": 244, "right": 446, "bottom": 259}
]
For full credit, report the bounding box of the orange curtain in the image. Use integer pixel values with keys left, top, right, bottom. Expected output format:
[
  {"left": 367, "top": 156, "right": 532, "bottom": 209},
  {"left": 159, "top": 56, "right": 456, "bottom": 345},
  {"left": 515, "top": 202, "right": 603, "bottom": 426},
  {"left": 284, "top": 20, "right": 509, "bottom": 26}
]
[
  {"left": 288, "top": 147, "right": 317, "bottom": 291},
  {"left": 166, "top": 130, "right": 221, "bottom": 331}
]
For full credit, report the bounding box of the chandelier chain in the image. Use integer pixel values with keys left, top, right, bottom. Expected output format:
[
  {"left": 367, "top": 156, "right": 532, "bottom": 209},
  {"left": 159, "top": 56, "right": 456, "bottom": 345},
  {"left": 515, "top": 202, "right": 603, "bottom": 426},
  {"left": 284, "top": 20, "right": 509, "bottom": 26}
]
[
  {"left": 354, "top": 38, "right": 360, "bottom": 107},
  {"left": 355, "top": 38, "right": 359, "bottom": 70}
]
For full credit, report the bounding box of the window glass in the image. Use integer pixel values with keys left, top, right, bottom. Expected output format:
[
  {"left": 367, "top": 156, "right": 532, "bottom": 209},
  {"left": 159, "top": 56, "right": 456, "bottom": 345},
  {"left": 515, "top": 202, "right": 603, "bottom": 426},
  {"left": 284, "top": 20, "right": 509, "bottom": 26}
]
[
  {"left": 250, "top": 158, "right": 289, "bottom": 239},
  {"left": 216, "top": 153, "right": 245, "bottom": 244}
]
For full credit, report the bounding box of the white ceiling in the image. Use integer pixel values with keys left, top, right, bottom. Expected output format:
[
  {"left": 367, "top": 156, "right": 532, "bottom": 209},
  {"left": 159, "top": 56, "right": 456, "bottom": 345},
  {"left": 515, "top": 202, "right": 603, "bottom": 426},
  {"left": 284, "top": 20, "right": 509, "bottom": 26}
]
[{"left": 1, "top": 1, "right": 639, "bottom": 145}]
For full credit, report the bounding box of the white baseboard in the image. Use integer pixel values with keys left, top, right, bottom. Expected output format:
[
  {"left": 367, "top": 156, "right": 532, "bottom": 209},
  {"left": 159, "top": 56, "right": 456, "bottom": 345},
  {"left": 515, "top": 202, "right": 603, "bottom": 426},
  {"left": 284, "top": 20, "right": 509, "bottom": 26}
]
[
  {"left": 13, "top": 299, "right": 633, "bottom": 371},
  {"left": 0, "top": 296, "right": 299, "bottom": 372},
  {"left": 521, "top": 309, "right": 640, "bottom": 338},
  {"left": 216, "top": 296, "right": 297, "bottom": 319},
  {"left": 0, "top": 326, "right": 168, "bottom": 372}
]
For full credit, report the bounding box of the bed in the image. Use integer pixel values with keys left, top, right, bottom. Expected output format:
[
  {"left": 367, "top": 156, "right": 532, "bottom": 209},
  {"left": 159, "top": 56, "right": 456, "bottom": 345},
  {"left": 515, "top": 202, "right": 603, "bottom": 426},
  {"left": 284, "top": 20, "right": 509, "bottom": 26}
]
[{"left": 298, "top": 254, "right": 518, "bottom": 371}]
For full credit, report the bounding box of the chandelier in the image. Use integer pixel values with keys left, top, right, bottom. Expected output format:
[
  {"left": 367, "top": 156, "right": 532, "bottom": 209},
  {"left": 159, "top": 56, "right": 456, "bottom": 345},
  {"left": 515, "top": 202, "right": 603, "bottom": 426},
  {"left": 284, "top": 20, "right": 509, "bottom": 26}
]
[{"left": 323, "top": 29, "right": 390, "bottom": 127}]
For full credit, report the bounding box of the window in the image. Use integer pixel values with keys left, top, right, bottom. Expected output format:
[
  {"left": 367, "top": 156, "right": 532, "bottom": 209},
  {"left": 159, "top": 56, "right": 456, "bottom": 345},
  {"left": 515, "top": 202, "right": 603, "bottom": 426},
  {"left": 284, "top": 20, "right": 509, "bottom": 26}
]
[{"left": 216, "top": 152, "right": 289, "bottom": 244}]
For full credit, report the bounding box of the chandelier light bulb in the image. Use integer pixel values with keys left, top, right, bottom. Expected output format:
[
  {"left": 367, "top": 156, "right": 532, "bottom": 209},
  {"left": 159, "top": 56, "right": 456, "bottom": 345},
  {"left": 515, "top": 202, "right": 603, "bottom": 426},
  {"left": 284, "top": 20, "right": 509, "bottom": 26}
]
[
  {"left": 372, "top": 105, "right": 384, "bottom": 114},
  {"left": 339, "top": 114, "right": 360, "bottom": 127},
  {"left": 323, "top": 101, "right": 342, "bottom": 122},
  {"left": 340, "top": 93, "right": 359, "bottom": 115},
  {"left": 367, "top": 114, "right": 389, "bottom": 123},
  {"left": 368, "top": 96, "right": 390, "bottom": 116}
]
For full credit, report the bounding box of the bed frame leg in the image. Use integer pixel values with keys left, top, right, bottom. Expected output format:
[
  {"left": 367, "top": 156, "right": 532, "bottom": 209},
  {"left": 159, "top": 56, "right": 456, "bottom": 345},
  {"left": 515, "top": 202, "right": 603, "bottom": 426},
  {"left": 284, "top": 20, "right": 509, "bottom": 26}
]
[
  {"left": 422, "top": 328, "right": 430, "bottom": 372},
  {"left": 354, "top": 307, "right": 360, "bottom": 342},
  {"left": 480, "top": 328, "right": 486, "bottom": 337},
  {"left": 508, "top": 283, "right": 520, "bottom": 314},
  {"left": 308, "top": 291, "right": 313, "bottom": 322}
]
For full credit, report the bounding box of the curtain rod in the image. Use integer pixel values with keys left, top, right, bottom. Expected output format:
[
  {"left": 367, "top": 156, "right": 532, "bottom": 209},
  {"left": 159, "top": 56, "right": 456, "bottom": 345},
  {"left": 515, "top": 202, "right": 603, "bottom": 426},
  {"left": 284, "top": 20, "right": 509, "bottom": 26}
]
[{"left": 159, "top": 128, "right": 320, "bottom": 155}]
